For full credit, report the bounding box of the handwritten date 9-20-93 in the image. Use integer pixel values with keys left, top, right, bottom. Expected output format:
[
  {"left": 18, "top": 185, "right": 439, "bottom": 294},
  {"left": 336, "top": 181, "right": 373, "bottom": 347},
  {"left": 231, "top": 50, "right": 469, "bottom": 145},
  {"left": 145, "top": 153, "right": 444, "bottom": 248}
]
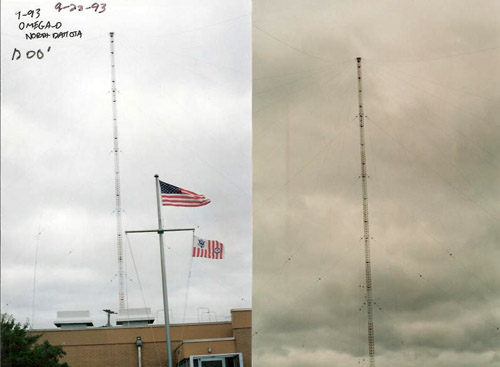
[{"left": 55, "top": 2, "right": 106, "bottom": 13}]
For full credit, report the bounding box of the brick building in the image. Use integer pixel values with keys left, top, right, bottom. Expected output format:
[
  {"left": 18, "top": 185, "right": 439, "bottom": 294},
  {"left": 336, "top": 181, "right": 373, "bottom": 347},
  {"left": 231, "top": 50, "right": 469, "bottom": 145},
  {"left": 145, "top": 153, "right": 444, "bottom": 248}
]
[{"left": 30, "top": 308, "right": 251, "bottom": 367}]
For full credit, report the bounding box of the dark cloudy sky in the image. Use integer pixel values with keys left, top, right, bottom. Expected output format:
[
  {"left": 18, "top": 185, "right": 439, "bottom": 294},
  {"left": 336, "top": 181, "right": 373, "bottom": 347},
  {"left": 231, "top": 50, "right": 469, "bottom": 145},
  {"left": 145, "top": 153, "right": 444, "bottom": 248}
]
[
  {"left": 1, "top": 0, "right": 251, "bottom": 328},
  {"left": 253, "top": 1, "right": 500, "bottom": 366}
]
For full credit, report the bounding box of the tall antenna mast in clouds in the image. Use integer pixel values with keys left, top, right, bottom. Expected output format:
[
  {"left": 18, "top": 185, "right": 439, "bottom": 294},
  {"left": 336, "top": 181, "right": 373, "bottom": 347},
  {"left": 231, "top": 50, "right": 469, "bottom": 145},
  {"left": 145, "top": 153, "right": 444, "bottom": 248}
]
[
  {"left": 356, "top": 57, "right": 376, "bottom": 367},
  {"left": 109, "top": 32, "right": 125, "bottom": 310}
]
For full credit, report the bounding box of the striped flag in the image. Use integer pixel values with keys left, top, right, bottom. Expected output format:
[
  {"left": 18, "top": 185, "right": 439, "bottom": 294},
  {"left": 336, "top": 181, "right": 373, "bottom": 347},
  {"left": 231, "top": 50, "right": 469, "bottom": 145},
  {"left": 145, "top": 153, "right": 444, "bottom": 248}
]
[
  {"left": 193, "top": 236, "right": 224, "bottom": 260},
  {"left": 159, "top": 180, "right": 211, "bottom": 207}
]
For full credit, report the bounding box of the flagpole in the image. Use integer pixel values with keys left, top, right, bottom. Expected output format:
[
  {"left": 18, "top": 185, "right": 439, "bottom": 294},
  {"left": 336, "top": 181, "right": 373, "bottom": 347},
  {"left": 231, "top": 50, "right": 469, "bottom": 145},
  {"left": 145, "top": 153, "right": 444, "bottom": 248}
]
[
  {"left": 154, "top": 174, "right": 173, "bottom": 367},
  {"left": 192, "top": 233, "right": 195, "bottom": 258}
]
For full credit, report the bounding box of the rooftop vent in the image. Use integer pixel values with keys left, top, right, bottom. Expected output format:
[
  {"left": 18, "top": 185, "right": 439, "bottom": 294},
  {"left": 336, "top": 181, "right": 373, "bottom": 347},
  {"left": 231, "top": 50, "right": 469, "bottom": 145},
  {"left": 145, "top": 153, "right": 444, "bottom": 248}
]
[
  {"left": 54, "top": 310, "right": 94, "bottom": 329},
  {"left": 116, "top": 308, "right": 154, "bottom": 326}
]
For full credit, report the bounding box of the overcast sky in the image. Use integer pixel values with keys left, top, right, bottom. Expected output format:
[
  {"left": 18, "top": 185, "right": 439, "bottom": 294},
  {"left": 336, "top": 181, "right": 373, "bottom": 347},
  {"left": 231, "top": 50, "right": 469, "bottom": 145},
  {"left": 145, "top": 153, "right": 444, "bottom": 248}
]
[
  {"left": 2, "top": 1, "right": 500, "bottom": 365},
  {"left": 253, "top": 1, "right": 500, "bottom": 366},
  {"left": 1, "top": 0, "right": 251, "bottom": 329}
]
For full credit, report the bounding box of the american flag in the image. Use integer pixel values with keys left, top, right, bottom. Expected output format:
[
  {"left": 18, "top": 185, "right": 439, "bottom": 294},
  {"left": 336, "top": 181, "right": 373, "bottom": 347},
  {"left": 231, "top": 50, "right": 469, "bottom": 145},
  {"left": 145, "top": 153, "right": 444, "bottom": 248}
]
[
  {"left": 159, "top": 180, "right": 211, "bottom": 207},
  {"left": 193, "top": 236, "right": 224, "bottom": 260}
]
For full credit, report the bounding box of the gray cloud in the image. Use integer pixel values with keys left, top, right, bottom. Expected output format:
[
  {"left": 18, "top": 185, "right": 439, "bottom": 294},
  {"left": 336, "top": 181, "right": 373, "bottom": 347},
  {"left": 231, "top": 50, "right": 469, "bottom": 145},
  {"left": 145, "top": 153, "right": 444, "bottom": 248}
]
[
  {"left": 253, "top": 0, "right": 500, "bottom": 365},
  {"left": 2, "top": 0, "right": 251, "bottom": 329}
]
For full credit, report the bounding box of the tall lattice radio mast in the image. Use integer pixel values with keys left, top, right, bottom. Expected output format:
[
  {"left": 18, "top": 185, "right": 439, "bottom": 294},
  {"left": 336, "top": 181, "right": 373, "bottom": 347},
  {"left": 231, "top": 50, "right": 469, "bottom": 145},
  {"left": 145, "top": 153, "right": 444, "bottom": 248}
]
[
  {"left": 109, "top": 32, "right": 125, "bottom": 310},
  {"left": 356, "top": 57, "right": 375, "bottom": 367}
]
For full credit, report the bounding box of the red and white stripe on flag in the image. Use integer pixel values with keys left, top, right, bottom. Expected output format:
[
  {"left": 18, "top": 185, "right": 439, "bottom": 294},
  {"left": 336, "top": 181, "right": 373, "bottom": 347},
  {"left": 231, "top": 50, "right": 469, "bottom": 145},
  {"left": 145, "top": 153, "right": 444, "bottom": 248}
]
[{"left": 193, "top": 237, "right": 224, "bottom": 260}]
